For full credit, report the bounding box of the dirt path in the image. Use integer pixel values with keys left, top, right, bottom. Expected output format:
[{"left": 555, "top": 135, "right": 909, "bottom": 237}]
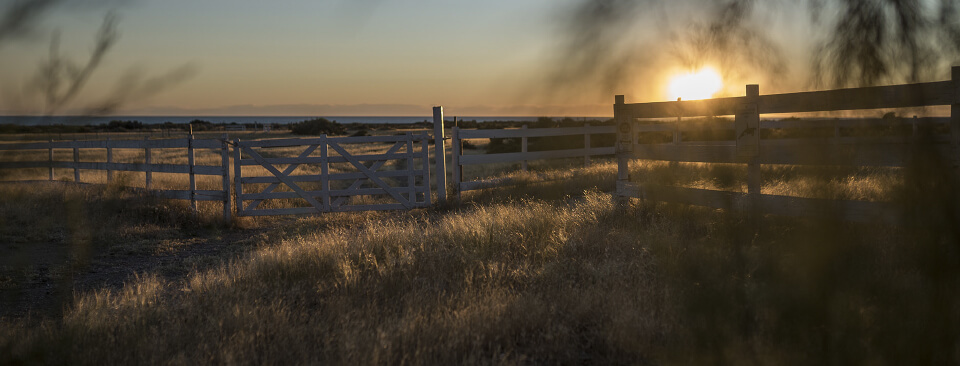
[{"left": 0, "top": 227, "right": 269, "bottom": 321}]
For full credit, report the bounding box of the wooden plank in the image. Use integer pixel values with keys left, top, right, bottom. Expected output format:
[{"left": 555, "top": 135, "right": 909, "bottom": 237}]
[
  {"left": 244, "top": 135, "right": 418, "bottom": 148},
  {"left": 39, "top": 161, "right": 223, "bottom": 175},
  {"left": 331, "top": 141, "right": 405, "bottom": 207},
  {"left": 521, "top": 125, "right": 528, "bottom": 171},
  {"left": 73, "top": 146, "right": 79, "bottom": 182},
  {"left": 241, "top": 146, "right": 325, "bottom": 213},
  {"left": 633, "top": 123, "right": 688, "bottom": 132},
  {"left": 406, "top": 133, "right": 416, "bottom": 203},
  {"left": 421, "top": 136, "right": 432, "bottom": 206},
  {"left": 242, "top": 203, "right": 412, "bottom": 216},
  {"left": 188, "top": 135, "right": 197, "bottom": 212},
  {"left": 643, "top": 185, "right": 747, "bottom": 210},
  {"left": 320, "top": 136, "right": 331, "bottom": 210},
  {"left": 329, "top": 142, "right": 413, "bottom": 209},
  {"left": 584, "top": 123, "right": 592, "bottom": 167},
  {"left": 240, "top": 186, "right": 429, "bottom": 200},
  {"left": 628, "top": 143, "right": 917, "bottom": 166},
  {"left": 190, "top": 139, "right": 223, "bottom": 149},
  {"left": 452, "top": 127, "right": 462, "bottom": 200},
  {"left": 630, "top": 144, "right": 740, "bottom": 164},
  {"left": 332, "top": 203, "right": 420, "bottom": 212},
  {"left": 459, "top": 147, "right": 616, "bottom": 165},
  {"left": 144, "top": 141, "right": 152, "bottom": 189},
  {"left": 616, "top": 95, "right": 632, "bottom": 197},
  {"left": 237, "top": 152, "right": 415, "bottom": 166},
  {"left": 240, "top": 169, "right": 423, "bottom": 184},
  {"left": 619, "top": 80, "right": 952, "bottom": 119},
  {"left": 620, "top": 95, "right": 746, "bottom": 118},
  {"left": 240, "top": 207, "right": 322, "bottom": 216},
  {"left": 761, "top": 117, "right": 949, "bottom": 130},
  {"left": 758, "top": 144, "right": 909, "bottom": 167},
  {"left": 47, "top": 140, "right": 53, "bottom": 180},
  {"left": 220, "top": 135, "right": 231, "bottom": 223},
  {"left": 434, "top": 106, "right": 447, "bottom": 204},
  {"left": 0, "top": 162, "right": 54, "bottom": 170},
  {"left": 233, "top": 139, "right": 242, "bottom": 215},
  {"left": 327, "top": 134, "right": 428, "bottom": 144},
  {"left": 458, "top": 125, "right": 616, "bottom": 139},
  {"left": 239, "top": 137, "right": 326, "bottom": 148},
  {"left": 245, "top": 143, "right": 320, "bottom": 211},
  {"left": 0, "top": 138, "right": 225, "bottom": 150},
  {"left": 756, "top": 80, "right": 953, "bottom": 114},
  {"left": 759, "top": 136, "right": 937, "bottom": 146}
]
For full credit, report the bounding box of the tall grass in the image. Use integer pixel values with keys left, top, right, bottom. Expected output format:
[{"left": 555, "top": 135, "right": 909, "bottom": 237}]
[
  {"left": 2, "top": 181, "right": 956, "bottom": 363},
  {"left": 0, "top": 133, "right": 956, "bottom": 364}
]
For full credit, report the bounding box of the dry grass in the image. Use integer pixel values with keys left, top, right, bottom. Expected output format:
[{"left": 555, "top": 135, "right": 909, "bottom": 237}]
[{"left": 0, "top": 132, "right": 957, "bottom": 364}]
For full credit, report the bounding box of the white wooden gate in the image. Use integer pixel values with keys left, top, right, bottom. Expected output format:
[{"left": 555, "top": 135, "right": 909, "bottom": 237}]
[{"left": 234, "top": 133, "right": 431, "bottom": 216}]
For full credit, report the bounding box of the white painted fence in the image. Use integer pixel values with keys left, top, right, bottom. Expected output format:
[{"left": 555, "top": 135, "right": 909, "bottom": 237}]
[
  {"left": 0, "top": 135, "right": 232, "bottom": 221},
  {"left": 234, "top": 133, "right": 432, "bottom": 216},
  {"left": 450, "top": 124, "right": 616, "bottom": 198}
]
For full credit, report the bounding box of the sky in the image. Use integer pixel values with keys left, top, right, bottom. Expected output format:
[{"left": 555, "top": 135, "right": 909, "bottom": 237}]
[{"left": 0, "top": 0, "right": 822, "bottom": 117}]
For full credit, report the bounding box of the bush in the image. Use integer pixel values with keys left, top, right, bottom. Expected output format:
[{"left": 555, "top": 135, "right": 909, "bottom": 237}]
[{"left": 290, "top": 118, "right": 346, "bottom": 136}]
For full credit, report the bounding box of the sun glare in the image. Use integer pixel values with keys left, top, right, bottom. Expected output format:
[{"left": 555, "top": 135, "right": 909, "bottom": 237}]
[{"left": 668, "top": 68, "right": 723, "bottom": 101}]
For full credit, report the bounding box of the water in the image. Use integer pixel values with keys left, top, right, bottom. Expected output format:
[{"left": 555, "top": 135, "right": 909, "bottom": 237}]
[{"left": 0, "top": 116, "right": 611, "bottom": 126}]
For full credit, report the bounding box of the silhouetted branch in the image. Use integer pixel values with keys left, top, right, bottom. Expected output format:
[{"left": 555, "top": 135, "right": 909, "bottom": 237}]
[{"left": 32, "top": 12, "right": 118, "bottom": 115}]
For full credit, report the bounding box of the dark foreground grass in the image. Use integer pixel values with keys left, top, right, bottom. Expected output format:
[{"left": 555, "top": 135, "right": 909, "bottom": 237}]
[
  {"left": 1, "top": 187, "right": 958, "bottom": 364},
  {"left": 0, "top": 153, "right": 958, "bottom": 364}
]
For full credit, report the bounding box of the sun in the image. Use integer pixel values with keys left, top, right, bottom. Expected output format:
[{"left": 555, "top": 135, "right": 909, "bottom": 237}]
[{"left": 668, "top": 68, "right": 724, "bottom": 101}]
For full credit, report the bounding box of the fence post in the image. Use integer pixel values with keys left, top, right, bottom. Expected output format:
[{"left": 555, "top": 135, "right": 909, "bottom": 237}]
[
  {"left": 433, "top": 106, "right": 447, "bottom": 204},
  {"left": 742, "top": 85, "right": 762, "bottom": 213},
  {"left": 406, "top": 132, "right": 416, "bottom": 203},
  {"left": 421, "top": 134, "right": 432, "bottom": 206},
  {"left": 144, "top": 138, "right": 152, "bottom": 189},
  {"left": 73, "top": 142, "right": 80, "bottom": 182},
  {"left": 220, "top": 134, "right": 231, "bottom": 223},
  {"left": 952, "top": 66, "right": 960, "bottom": 169},
  {"left": 188, "top": 133, "right": 197, "bottom": 214},
  {"left": 233, "top": 139, "right": 243, "bottom": 216},
  {"left": 615, "top": 95, "right": 632, "bottom": 199},
  {"left": 584, "top": 123, "right": 592, "bottom": 167},
  {"left": 521, "top": 125, "right": 529, "bottom": 172},
  {"left": 48, "top": 139, "right": 53, "bottom": 181},
  {"left": 106, "top": 137, "right": 113, "bottom": 183},
  {"left": 452, "top": 126, "right": 462, "bottom": 202},
  {"left": 320, "top": 136, "right": 330, "bottom": 211}
]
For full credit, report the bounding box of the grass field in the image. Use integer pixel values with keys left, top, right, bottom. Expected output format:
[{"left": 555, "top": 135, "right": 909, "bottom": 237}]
[{"left": 1, "top": 131, "right": 958, "bottom": 364}]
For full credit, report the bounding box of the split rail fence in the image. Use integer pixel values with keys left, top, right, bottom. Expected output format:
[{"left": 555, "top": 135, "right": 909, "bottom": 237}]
[
  {"left": 614, "top": 67, "right": 960, "bottom": 223},
  {"left": 0, "top": 135, "right": 232, "bottom": 220}
]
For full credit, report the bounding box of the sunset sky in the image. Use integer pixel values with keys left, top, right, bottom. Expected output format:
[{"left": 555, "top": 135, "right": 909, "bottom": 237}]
[{"left": 0, "top": 0, "right": 821, "bottom": 117}]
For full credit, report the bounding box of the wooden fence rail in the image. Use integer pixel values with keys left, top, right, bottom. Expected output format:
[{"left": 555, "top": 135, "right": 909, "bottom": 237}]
[
  {"left": 450, "top": 124, "right": 616, "bottom": 199},
  {"left": 614, "top": 66, "right": 960, "bottom": 223},
  {"left": 234, "top": 133, "right": 431, "bottom": 216},
  {"left": 0, "top": 135, "right": 232, "bottom": 221}
]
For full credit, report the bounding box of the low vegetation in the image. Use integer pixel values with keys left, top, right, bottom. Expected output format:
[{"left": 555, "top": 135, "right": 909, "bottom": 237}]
[{"left": 0, "top": 130, "right": 957, "bottom": 364}]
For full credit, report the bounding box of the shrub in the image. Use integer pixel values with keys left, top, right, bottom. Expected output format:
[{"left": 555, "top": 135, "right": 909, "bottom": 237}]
[{"left": 290, "top": 118, "right": 346, "bottom": 136}]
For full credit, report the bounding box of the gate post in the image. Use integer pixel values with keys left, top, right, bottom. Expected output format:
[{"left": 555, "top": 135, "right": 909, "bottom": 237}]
[
  {"left": 221, "top": 134, "right": 231, "bottom": 223},
  {"left": 615, "top": 95, "right": 632, "bottom": 199},
  {"left": 452, "top": 126, "right": 461, "bottom": 202},
  {"left": 737, "top": 84, "right": 761, "bottom": 217},
  {"left": 233, "top": 139, "right": 243, "bottom": 217},
  {"left": 433, "top": 106, "right": 447, "bottom": 204}
]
